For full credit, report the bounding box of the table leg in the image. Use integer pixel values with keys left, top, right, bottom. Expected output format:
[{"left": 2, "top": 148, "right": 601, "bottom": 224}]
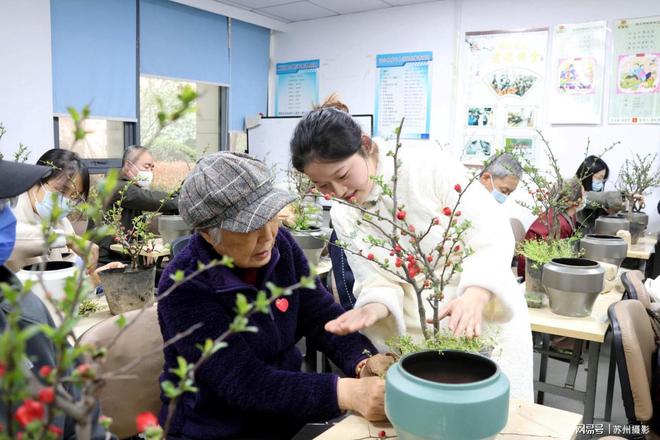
[
  {"left": 584, "top": 341, "right": 601, "bottom": 425},
  {"left": 604, "top": 336, "right": 616, "bottom": 422},
  {"left": 537, "top": 333, "right": 550, "bottom": 404}
]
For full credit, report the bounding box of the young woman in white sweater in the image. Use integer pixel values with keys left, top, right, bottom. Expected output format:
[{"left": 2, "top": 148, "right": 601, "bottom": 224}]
[{"left": 290, "top": 98, "right": 533, "bottom": 401}]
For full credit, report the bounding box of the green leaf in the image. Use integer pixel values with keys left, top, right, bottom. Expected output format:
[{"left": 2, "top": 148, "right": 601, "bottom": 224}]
[
  {"left": 161, "top": 380, "right": 183, "bottom": 398},
  {"left": 234, "top": 293, "right": 252, "bottom": 315},
  {"left": 170, "top": 270, "right": 185, "bottom": 283},
  {"left": 116, "top": 314, "right": 127, "bottom": 329}
]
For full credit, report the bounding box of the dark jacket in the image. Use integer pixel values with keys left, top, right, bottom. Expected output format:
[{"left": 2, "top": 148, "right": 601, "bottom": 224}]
[
  {"left": 96, "top": 178, "right": 179, "bottom": 264},
  {"left": 0, "top": 265, "right": 109, "bottom": 439},
  {"left": 157, "top": 229, "right": 376, "bottom": 440}
]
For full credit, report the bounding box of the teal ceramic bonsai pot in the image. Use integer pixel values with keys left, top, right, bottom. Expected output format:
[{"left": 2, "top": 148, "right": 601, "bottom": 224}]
[{"left": 385, "top": 350, "right": 509, "bottom": 440}]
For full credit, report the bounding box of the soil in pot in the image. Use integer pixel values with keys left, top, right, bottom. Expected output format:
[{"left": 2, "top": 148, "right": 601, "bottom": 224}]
[
  {"left": 98, "top": 266, "right": 156, "bottom": 315},
  {"left": 404, "top": 351, "right": 496, "bottom": 384}
]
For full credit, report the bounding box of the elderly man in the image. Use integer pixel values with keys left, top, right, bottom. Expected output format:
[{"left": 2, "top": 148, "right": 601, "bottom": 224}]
[
  {"left": 478, "top": 153, "right": 523, "bottom": 204},
  {"left": 157, "top": 152, "right": 390, "bottom": 440},
  {"left": 95, "top": 146, "right": 179, "bottom": 265}
]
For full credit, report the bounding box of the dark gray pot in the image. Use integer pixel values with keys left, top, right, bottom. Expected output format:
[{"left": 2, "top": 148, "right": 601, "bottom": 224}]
[
  {"left": 579, "top": 234, "right": 628, "bottom": 268},
  {"left": 595, "top": 215, "right": 629, "bottom": 236},
  {"left": 158, "top": 215, "right": 192, "bottom": 246},
  {"left": 623, "top": 212, "right": 648, "bottom": 244},
  {"left": 289, "top": 229, "right": 326, "bottom": 265},
  {"left": 541, "top": 258, "right": 605, "bottom": 317},
  {"left": 98, "top": 266, "right": 156, "bottom": 315}
]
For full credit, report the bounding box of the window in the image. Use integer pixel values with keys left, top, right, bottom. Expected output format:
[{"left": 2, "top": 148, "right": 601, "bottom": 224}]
[
  {"left": 139, "top": 75, "right": 225, "bottom": 191},
  {"left": 57, "top": 117, "right": 127, "bottom": 159}
]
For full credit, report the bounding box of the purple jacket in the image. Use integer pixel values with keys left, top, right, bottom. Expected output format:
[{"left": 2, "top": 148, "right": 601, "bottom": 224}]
[{"left": 157, "top": 229, "right": 376, "bottom": 439}]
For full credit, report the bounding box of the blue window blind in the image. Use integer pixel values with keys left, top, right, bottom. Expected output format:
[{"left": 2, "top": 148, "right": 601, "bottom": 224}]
[
  {"left": 229, "top": 19, "right": 270, "bottom": 131},
  {"left": 140, "top": 0, "right": 230, "bottom": 85},
  {"left": 51, "top": 0, "right": 137, "bottom": 120}
]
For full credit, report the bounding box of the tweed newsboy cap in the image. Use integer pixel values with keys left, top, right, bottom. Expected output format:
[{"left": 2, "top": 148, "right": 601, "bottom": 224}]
[{"left": 178, "top": 152, "right": 295, "bottom": 232}]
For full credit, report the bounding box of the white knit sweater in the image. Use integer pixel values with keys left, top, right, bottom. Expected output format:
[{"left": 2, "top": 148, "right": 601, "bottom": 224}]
[{"left": 331, "top": 140, "right": 533, "bottom": 401}]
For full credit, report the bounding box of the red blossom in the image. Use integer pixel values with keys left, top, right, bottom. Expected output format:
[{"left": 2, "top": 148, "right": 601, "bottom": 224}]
[
  {"left": 433, "top": 217, "right": 440, "bottom": 225},
  {"left": 14, "top": 399, "right": 44, "bottom": 427},
  {"left": 395, "top": 258, "right": 403, "bottom": 268},
  {"left": 379, "top": 430, "right": 387, "bottom": 438},
  {"left": 454, "top": 245, "right": 461, "bottom": 252},
  {"left": 454, "top": 184, "right": 462, "bottom": 193},
  {"left": 136, "top": 411, "right": 159, "bottom": 433},
  {"left": 75, "top": 363, "right": 93, "bottom": 378},
  {"left": 323, "top": 194, "right": 332, "bottom": 200},
  {"left": 0, "top": 362, "right": 5, "bottom": 377},
  {"left": 389, "top": 250, "right": 395, "bottom": 256},
  {"left": 406, "top": 254, "right": 415, "bottom": 262},
  {"left": 442, "top": 207, "right": 452, "bottom": 216},
  {"left": 348, "top": 196, "right": 357, "bottom": 204},
  {"left": 394, "top": 244, "right": 402, "bottom": 254},
  {"left": 38, "top": 365, "right": 53, "bottom": 378},
  {"left": 48, "top": 425, "right": 63, "bottom": 436},
  {"left": 367, "top": 253, "right": 375, "bottom": 261},
  {"left": 408, "top": 224, "right": 415, "bottom": 233},
  {"left": 427, "top": 255, "right": 433, "bottom": 262},
  {"left": 38, "top": 387, "right": 55, "bottom": 404},
  {"left": 396, "top": 210, "right": 406, "bottom": 220},
  {"left": 455, "top": 210, "right": 461, "bottom": 217}
]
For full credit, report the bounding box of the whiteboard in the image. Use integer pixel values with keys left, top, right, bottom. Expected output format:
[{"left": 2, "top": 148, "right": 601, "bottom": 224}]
[{"left": 247, "top": 115, "right": 373, "bottom": 184}]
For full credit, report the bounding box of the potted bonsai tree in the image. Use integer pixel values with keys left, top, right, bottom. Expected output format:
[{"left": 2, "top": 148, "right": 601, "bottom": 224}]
[
  {"left": 615, "top": 152, "right": 660, "bottom": 244},
  {"left": 282, "top": 167, "right": 326, "bottom": 265}
]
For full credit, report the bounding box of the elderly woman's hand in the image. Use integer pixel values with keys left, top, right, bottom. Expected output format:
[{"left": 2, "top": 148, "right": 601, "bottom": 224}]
[
  {"left": 337, "top": 377, "right": 386, "bottom": 421},
  {"left": 358, "top": 353, "right": 397, "bottom": 378}
]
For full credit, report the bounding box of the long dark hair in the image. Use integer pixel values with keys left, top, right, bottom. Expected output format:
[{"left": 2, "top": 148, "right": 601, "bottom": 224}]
[
  {"left": 36, "top": 149, "right": 90, "bottom": 199},
  {"left": 575, "top": 155, "right": 609, "bottom": 191},
  {"left": 290, "top": 96, "right": 365, "bottom": 172}
]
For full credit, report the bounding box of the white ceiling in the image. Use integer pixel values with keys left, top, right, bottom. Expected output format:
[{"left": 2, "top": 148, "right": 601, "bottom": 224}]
[{"left": 212, "top": 0, "right": 437, "bottom": 23}]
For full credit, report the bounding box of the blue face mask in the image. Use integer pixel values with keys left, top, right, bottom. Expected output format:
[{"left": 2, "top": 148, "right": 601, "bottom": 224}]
[
  {"left": 591, "top": 180, "right": 604, "bottom": 192},
  {"left": 36, "top": 190, "right": 74, "bottom": 220},
  {"left": 0, "top": 205, "right": 17, "bottom": 266},
  {"left": 490, "top": 176, "right": 508, "bottom": 204}
]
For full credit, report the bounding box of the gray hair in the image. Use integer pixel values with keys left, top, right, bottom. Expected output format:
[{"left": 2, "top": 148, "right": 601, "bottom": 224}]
[
  {"left": 482, "top": 153, "right": 523, "bottom": 179},
  {"left": 199, "top": 226, "right": 223, "bottom": 246},
  {"left": 122, "top": 145, "right": 150, "bottom": 167}
]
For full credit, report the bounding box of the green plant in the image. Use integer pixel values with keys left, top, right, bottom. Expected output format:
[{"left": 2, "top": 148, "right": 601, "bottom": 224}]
[
  {"left": 386, "top": 330, "right": 497, "bottom": 357},
  {"left": 78, "top": 297, "right": 99, "bottom": 317},
  {"left": 286, "top": 167, "right": 321, "bottom": 231},
  {"left": 615, "top": 153, "right": 660, "bottom": 213},
  {"left": 517, "top": 237, "right": 580, "bottom": 267}
]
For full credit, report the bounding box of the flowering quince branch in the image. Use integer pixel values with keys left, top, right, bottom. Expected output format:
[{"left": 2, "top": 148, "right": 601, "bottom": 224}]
[
  {"left": 614, "top": 152, "right": 660, "bottom": 213},
  {"left": 320, "top": 118, "right": 479, "bottom": 341}
]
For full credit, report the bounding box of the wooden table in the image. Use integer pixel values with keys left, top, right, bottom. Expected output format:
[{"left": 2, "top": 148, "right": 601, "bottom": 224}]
[
  {"left": 528, "top": 290, "right": 623, "bottom": 425},
  {"left": 626, "top": 233, "right": 657, "bottom": 273},
  {"left": 314, "top": 399, "right": 582, "bottom": 440}
]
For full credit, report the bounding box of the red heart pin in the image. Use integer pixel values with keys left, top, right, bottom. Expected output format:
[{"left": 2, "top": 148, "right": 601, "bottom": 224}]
[{"left": 275, "top": 298, "right": 289, "bottom": 313}]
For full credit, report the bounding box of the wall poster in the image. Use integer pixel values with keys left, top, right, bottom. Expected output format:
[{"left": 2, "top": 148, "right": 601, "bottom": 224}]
[
  {"left": 608, "top": 16, "right": 660, "bottom": 124},
  {"left": 549, "top": 21, "right": 607, "bottom": 124},
  {"left": 275, "top": 59, "right": 320, "bottom": 116},
  {"left": 375, "top": 51, "right": 432, "bottom": 139},
  {"left": 461, "top": 29, "right": 548, "bottom": 164}
]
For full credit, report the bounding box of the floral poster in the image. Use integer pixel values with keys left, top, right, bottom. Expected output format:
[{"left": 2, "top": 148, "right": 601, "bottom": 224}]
[
  {"left": 549, "top": 21, "right": 606, "bottom": 124},
  {"left": 609, "top": 16, "right": 660, "bottom": 124},
  {"left": 461, "top": 29, "right": 547, "bottom": 164}
]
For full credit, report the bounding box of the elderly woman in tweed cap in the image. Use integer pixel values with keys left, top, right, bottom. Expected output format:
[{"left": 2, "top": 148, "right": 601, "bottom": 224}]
[{"left": 157, "top": 152, "right": 391, "bottom": 440}]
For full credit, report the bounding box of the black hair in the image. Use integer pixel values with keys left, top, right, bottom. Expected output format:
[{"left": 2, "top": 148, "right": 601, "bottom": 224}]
[
  {"left": 575, "top": 155, "right": 609, "bottom": 191},
  {"left": 36, "top": 149, "right": 90, "bottom": 200},
  {"left": 290, "top": 107, "right": 364, "bottom": 172}
]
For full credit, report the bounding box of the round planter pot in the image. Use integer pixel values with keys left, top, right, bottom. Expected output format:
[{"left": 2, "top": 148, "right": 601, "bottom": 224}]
[
  {"left": 595, "top": 215, "right": 630, "bottom": 236},
  {"left": 621, "top": 212, "right": 648, "bottom": 245},
  {"left": 579, "top": 234, "right": 628, "bottom": 268},
  {"left": 98, "top": 266, "right": 156, "bottom": 315},
  {"left": 288, "top": 229, "right": 326, "bottom": 265},
  {"left": 158, "top": 215, "right": 192, "bottom": 246},
  {"left": 386, "top": 350, "right": 509, "bottom": 440},
  {"left": 16, "top": 261, "right": 82, "bottom": 302},
  {"left": 541, "top": 258, "right": 605, "bottom": 317},
  {"left": 524, "top": 258, "right": 545, "bottom": 308}
]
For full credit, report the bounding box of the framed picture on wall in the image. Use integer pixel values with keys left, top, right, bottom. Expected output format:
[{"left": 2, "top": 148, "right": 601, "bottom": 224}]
[
  {"left": 461, "top": 134, "right": 495, "bottom": 164},
  {"left": 466, "top": 105, "right": 496, "bottom": 128},
  {"left": 505, "top": 106, "right": 538, "bottom": 128},
  {"left": 503, "top": 136, "right": 536, "bottom": 162}
]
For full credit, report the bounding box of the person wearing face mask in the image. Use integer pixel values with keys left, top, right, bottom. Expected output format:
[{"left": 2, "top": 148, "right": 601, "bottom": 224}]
[
  {"left": 0, "top": 158, "right": 113, "bottom": 439},
  {"left": 8, "top": 149, "right": 100, "bottom": 273},
  {"left": 479, "top": 153, "right": 522, "bottom": 205},
  {"left": 517, "top": 178, "right": 585, "bottom": 278},
  {"left": 94, "top": 145, "right": 179, "bottom": 265},
  {"left": 290, "top": 96, "right": 533, "bottom": 402}
]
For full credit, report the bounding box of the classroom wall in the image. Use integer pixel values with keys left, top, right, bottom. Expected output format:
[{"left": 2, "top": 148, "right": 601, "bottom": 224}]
[
  {"left": 270, "top": 0, "right": 660, "bottom": 230},
  {"left": 0, "top": 0, "right": 54, "bottom": 162}
]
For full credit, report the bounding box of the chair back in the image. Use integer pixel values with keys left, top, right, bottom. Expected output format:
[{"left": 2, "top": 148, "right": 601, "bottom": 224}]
[
  {"left": 509, "top": 218, "right": 526, "bottom": 249},
  {"left": 621, "top": 270, "right": 652, "bottom": 310},
  {"left": 171, "top": 235, "right": 191, "bottom": 258},
  {"left": 608, "top": 299, "right": 657, "bottom": 423},
  {"left": 80, "top": 306, "right": 163, "bottom": 438}
]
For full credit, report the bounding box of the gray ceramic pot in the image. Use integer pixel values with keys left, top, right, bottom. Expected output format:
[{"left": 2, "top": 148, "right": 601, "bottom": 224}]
[
  {"left": 288, "top": 229, "right": 326, "bottom": 265},
  {"left": 541, "top": 258, "right": 605, "bottom": 317},
  {"left": 595, "top": 215, "right": 630, "bottom": 236},
  {"left": 158, "top": 215, "right": 192, "bottom": 246},
  {"left": 579, "top": 234, "right": 628, "bottom": 268},
  {"left": 623, "top": 212, "right": 648, "bottom": 244}
]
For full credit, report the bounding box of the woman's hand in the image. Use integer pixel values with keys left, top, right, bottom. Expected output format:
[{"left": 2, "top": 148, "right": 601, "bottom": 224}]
[
  {"left": 89, "top": 261, "right": 126, "bottom": 286},
  {"left": 337, "top": 377, "right": 386, "bottom": 421},
  {"left": 430, "top": 286, "right": 492, "bottom": 338},
  {"left": 325, "top": 303, "right": 389, "bottom": 335},
  {"left": 359, "top": 354, "right": 397, "bottom": 378}
]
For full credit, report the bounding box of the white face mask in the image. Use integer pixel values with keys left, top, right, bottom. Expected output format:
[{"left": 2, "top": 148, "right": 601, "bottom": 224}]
[{"left": 135, "top": 170, "right": 153, "bottom": 189}]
